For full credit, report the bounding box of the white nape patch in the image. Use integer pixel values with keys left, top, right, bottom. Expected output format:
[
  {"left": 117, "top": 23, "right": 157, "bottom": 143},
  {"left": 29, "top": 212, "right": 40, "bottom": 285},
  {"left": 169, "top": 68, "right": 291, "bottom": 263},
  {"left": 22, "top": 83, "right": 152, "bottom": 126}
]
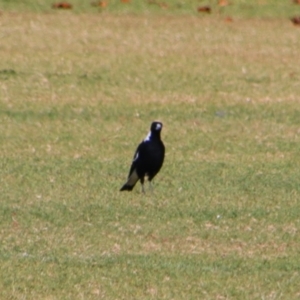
[
  {"left": 133, "top": 152, "right": 139, "bottom": 161},
  {"left": 144, "top": 131, "right": 151, "bottom": 142},
  {"left": 155, "top": 123, "right": 162, "bottom": 130}
]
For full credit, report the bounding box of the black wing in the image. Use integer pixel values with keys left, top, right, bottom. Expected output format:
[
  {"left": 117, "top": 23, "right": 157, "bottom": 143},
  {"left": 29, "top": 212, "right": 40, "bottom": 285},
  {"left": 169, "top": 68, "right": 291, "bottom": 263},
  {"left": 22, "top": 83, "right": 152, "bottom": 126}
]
[
  {"left": 120, "top": 141, "right": 145, "bottom": 191},
  {"left": 128, "top": 141, "right": 147, "bottom": 177}
]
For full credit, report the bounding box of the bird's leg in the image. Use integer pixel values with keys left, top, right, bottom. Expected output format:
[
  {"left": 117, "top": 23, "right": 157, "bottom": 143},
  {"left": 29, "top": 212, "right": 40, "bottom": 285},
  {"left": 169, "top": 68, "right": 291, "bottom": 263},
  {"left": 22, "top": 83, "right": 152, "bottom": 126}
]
[
  {"left": 149, "top": 181, "right": 154, "bottom": 193},
  {"left": 140, "top": 177, "right": 145, "bottom": 193},
  {"left": 141, "top": 184, "right": 145, "bottom": 193}
]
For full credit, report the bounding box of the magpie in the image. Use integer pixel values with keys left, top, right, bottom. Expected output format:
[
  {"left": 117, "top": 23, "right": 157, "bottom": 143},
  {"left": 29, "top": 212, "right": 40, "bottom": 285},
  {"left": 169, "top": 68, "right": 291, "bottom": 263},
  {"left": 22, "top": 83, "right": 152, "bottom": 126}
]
[{"left": 120, "top": 121, "right": 165, "bottom": 193}]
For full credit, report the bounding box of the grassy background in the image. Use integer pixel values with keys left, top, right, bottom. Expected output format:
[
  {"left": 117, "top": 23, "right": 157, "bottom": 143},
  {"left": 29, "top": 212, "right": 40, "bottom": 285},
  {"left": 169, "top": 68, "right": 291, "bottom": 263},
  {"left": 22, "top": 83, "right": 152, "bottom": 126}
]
[
  {"left": 1, "top": 1, "right": 300, "bottom": 299},
  {"left": 0, "top": 0, "right": 300, "bottom": 17}
]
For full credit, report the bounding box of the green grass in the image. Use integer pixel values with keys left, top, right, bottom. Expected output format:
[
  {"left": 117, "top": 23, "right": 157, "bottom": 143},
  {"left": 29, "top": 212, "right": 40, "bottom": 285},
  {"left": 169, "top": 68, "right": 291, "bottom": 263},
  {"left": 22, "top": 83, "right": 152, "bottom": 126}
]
[
  {"left": 1, "top": 0, "right": 300, "bottom": 17},
  {"left": 1, "top": 1, "right": 300, "bottom": 299}
]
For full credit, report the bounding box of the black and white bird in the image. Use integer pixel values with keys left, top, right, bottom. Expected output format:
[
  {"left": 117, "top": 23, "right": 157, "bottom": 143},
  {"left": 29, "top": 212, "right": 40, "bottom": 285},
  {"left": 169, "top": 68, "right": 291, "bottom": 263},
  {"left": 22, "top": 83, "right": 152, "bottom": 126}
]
[{"left": 120, "top": 121, "right": 165, "bottom": 193}]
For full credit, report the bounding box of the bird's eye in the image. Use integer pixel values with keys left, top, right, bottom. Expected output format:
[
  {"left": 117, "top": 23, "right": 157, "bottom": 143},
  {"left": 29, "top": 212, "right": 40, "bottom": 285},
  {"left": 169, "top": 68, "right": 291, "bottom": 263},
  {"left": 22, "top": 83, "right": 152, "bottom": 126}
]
[{"left": 155, "top": 123, "right": 162, "bottom": 130}]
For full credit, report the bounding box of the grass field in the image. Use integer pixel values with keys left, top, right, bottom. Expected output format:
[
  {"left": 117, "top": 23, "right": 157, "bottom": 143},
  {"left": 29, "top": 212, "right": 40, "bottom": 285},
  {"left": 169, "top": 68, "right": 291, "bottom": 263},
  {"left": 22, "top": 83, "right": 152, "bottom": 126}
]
[
  {"left": 1, "top": 0, "right": 300, "bottom": 17},
  {"left": 1, "top": 0, "right": 300, "bottom": 299}
]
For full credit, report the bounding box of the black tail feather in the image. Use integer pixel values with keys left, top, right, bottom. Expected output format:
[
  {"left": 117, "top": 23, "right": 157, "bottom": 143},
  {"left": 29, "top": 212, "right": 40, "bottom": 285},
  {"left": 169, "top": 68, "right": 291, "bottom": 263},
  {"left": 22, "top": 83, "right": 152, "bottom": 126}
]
[
  {"left": 120, "top": 169, "right": 139, "bottom": 192},
  {"left": 120, "top": 184, "right": 134, "bottom": 191}
]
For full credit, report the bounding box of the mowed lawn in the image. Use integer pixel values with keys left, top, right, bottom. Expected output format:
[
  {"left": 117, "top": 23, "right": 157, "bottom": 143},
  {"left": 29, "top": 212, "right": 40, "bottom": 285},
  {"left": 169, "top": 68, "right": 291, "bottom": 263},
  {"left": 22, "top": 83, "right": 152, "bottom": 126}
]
[{"left": 1, "top": 1, "right": 300, "bottom": 299}]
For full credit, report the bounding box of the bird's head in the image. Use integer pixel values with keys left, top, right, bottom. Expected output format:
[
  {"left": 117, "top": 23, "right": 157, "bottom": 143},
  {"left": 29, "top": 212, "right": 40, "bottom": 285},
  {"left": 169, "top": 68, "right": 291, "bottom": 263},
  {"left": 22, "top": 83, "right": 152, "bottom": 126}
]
[{"left": 151, "top": 121, "right": 163, "bottom": 133}]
